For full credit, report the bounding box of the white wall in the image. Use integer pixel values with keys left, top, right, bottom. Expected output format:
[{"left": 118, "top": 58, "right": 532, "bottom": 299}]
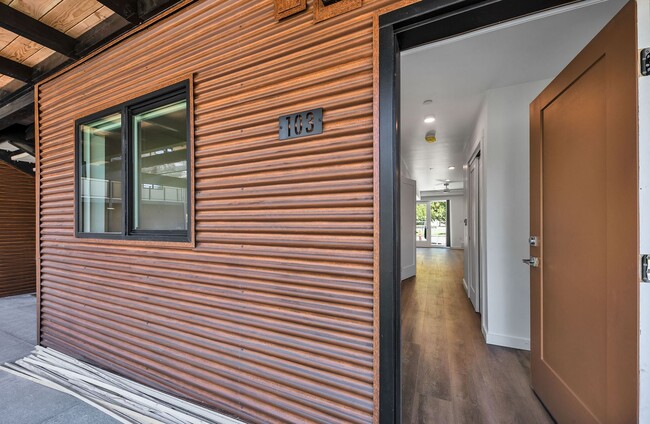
[
  {"left": 401, "top": 178, "right": 417, "bottom": 280},
  {"left": 464, "top": 101, "right": 487, "bottom": 306},
  {"left": 421, "top": 193, "right": 465, "bottom": 249},
  {"left": 464, "top": 79, "right": 550, "bottom": 350}
]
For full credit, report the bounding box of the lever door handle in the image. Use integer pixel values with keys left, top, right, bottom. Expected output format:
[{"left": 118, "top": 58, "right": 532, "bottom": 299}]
[{"left": 523, "top": 257, "right": 540, "bottom": 267}]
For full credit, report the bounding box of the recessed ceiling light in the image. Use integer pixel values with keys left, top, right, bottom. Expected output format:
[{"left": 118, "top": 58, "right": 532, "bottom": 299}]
[
  {"left": 424, "top": 116, "right": 436, "bottom": 124},
  {"left": 448, "top": 166, "right": 456, "bottom": 170},
  {"left": 445, "top": 179, "right": 451, "bottom": 182}
]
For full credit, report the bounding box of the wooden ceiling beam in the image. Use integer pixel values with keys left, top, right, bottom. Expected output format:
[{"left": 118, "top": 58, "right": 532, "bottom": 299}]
[
  {"left": 97, "top": 0, "right": 142, "bottom": 24},
  {"left": 0, "top": 4, "right": 78, "bottom": 58},
  {"left": 0, "top": 56, "right": 32, "bottom": 82}
]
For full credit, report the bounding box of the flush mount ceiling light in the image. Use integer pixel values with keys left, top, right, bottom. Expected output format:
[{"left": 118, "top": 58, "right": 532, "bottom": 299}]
[
  {"left": 425, "top": 130, "right": 437, "bottom": 143},
  {"left": 424, "top": 116, "right": 436, "bottom": 124},
  {"left": 448, "top": 166, "right": 456, "bottom": 170}
]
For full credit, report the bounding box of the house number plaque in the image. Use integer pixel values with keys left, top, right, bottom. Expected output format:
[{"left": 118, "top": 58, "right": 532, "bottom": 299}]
[{"left": 279, "top": 108, "right": 323, "bottom": 140}]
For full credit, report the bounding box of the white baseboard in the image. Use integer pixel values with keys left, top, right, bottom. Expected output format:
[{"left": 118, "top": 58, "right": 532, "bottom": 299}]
[
  {"left": 462, "top": 278, "right": 468, "bottom": 295},
  {"left": 484, "top": 332, "right": 530, "bottom": 351},
  {"left": 401, "top": 264, "right": 416, "bottom": 281}
]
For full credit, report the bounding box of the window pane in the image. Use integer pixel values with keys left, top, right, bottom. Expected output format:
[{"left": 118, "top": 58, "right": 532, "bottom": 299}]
[
  {"left": 80, "top": 113, "right": 123, "bottom": 233},
  {"left": 132, "top": 100, "right": 188, "bottom": 232}
]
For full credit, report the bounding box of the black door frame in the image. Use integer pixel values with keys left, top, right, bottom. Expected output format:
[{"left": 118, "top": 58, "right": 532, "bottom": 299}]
[
  {"left": 377, "top": 1, "right": 585, "bottom": 422},
  {"left": 446, "top": 199, "right": 451, "bottom": 248}
]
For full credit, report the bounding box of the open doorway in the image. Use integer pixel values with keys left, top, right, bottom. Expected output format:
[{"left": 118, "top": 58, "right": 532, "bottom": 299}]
[
  {"left": 416, "top": 200, "right": 450, "bottom": 248},
  {"left": 384, "top": 0, "right": 638, "bottom": 422}
]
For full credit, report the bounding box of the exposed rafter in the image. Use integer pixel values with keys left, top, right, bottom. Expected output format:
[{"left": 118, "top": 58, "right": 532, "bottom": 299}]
[
  {"left": 97, "top": 0, "right": 142, "bottom": 24},
  {"left": 0, "top": 56, "right": 31, "bottom": 82},
  {"left": 0, "top": 4, "right": 77, "bottom": 58}
]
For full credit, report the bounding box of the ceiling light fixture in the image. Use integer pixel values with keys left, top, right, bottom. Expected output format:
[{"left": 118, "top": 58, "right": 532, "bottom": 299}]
[
  {"left": 425, "top": 130, "right": 437, "bottom": 143},
  {"left": 448, "top": 166, "right": 456, "bottom": 170},
  {"left": 424, "top": 116, "right": 436, "bottom": 124}
]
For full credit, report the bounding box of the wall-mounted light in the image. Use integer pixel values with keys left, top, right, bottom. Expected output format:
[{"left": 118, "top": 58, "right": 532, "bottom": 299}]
[{"left": 424, "top": 116, "right": 436, "bottom": 124}]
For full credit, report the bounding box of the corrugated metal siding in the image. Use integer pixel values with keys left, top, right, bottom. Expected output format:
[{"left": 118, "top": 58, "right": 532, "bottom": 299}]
[
  {"left": 36, "top": 0, "right": 392, "bottom": 422},
  {"left": 0, "top": 162, "right": 36, "bottom": 298}
]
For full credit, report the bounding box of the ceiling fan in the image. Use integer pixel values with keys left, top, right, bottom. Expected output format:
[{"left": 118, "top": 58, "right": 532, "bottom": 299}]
[{"left": 436, "top": 179, "right": 462, "bottom": 192}]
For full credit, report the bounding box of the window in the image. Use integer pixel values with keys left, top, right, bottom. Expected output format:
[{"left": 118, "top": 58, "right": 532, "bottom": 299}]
[{"left": 76, "top": 82, "right": 191, "bottom": 242}]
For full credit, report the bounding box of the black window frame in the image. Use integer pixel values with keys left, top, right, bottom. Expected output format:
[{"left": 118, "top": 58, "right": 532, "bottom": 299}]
[{"left": 75, "top": 80, "right": 192, "bottom": 242}]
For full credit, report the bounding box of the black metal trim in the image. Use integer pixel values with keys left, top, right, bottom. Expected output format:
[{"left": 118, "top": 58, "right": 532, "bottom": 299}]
[
  {"left": 377, "top": 1, "right": 584, "bottom": 423},
  {"left": 446, "top": 199, "right": 451, "bottom": 248},
  {"left": 74, "top": 80, "right": 192, "bottom": 243},
  {"left": 378, "top": 22, "right": 401, "bottom": 424}
]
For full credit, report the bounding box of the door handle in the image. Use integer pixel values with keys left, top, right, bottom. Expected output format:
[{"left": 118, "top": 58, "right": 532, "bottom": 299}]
[{"left": 522, "top": 257, "right": 540, "bottom": 267}]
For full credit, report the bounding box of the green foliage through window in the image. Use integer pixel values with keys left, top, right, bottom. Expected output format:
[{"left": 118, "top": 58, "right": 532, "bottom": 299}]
[{"left": 431, "top": 201, "right": 447, "bottom": 223}]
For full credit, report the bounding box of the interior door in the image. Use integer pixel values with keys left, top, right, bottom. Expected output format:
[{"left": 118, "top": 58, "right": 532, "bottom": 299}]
[
  {"left": 401, "top": 177, "right": 417, "bottom": 280},
  {"left": 529, "top": 2, "right": 638, "bottom": 423},
  {"left": 468, "top": 156, "right": 480, "bottom": 312}
]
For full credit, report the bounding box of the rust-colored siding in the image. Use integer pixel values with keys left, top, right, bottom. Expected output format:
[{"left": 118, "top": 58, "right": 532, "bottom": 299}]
[
  {"left": 0, "top": 162, "right": 35, "bottom": 298},
  {"left": 36, "top": 1, "right": 394, "bottom": 422}
]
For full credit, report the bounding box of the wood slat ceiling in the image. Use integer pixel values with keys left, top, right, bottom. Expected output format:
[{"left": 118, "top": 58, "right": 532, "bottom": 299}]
[{"left": 0, "top": 0, "right": 114, "bottom": 95}]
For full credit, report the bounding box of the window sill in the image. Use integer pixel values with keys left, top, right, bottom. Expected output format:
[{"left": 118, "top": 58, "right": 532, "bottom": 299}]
[{"left": 73, "top": 233, "right": 196, "bottom": 250}]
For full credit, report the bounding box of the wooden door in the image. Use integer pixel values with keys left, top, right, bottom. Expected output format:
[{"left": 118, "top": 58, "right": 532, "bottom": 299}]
[
  {"left": 468, "top": 156, "right": 481, "bottom": 312},
  {"left": 529, "top": 2, "right": 638, "bottom": 423},
  {"left": 401, "top": 177, "right": 417, "bottom": 280}
]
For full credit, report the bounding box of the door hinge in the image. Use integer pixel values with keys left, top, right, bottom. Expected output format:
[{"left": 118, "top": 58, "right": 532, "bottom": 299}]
[
  {"left": 642, "top": 255, "right": 649, "bottom": 283},
  {"left": 641, "top": 48, "right": 650, "bottom": 76}
]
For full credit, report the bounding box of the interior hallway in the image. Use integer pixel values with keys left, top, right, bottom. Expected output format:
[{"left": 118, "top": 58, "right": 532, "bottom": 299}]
[{"left": 401, "top": 248, "right": 554, "bottom": 424}]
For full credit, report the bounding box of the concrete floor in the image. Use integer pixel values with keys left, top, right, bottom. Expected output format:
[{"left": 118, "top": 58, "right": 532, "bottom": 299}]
[{"left": 0, "top": 294, "right": 118, "bottom": 424}]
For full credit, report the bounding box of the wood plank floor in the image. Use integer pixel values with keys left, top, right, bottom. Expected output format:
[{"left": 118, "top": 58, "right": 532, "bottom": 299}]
[{"left": 401, "top": 248, "right": 554, "bottom": 424}]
